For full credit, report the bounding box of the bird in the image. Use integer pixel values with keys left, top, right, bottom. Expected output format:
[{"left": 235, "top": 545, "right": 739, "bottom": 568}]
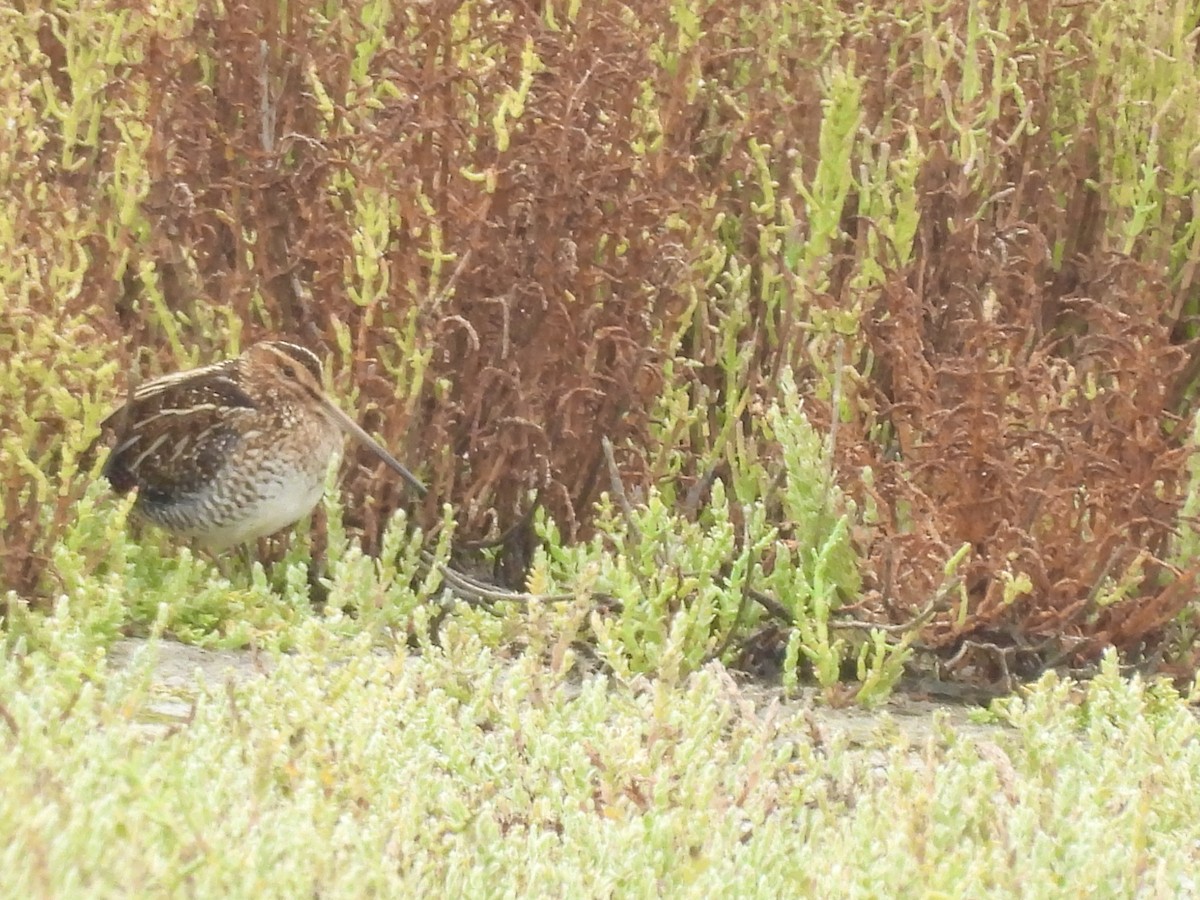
[{"left": 98, "top": 340, "right": 426, "bottom": 551}]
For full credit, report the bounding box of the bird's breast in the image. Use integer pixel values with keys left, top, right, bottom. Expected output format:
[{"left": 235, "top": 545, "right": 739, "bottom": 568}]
[{"left": 135, "top": 422, "right": 342, "bottom": 550}]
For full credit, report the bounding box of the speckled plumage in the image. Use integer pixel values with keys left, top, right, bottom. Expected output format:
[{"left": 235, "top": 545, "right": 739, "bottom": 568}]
[{"left": 100, "top": 341, "right": 426, "bottom": 550}]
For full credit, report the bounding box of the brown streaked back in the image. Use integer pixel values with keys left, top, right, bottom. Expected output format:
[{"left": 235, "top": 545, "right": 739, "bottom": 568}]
[{"left": 100, "top": 358, "right": 256, "bottom": 500}]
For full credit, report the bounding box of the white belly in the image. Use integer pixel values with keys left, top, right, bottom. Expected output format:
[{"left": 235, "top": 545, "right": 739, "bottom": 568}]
[
  {"left": 201, "top": 471, "right": 328, "bottom": 550},
  {"left": 186, "top": 446, "right": 338, "bottom": 551}
]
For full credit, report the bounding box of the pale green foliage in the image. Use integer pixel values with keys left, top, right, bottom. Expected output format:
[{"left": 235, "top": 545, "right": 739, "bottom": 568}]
[
  {"left": 1173, "top": 410, "right": 1200, "bottom": 567},
  {"left": 545, "top": 481, "right": 772, "bottom": 682},
  {"left": 322, "top": 498, "right": 469, "bottom": 646},
  {"left": 757, "top": 369, "right": 908, "bottom": 703},
  {"left": 1, "top": 630, "right": 1199, "bottom": 896},
  {"left": 1084, "top": 0, "right": 1200, "bottom": 267},
  {"left": 542, "top": 368, "right": 912, "bottom": 702},
  {"left": 3, "top": 470, "right": 456, "bottom": 656},
  {"left": 758, "top": 367, "right": 859, "bottom": 601},
  {"left": 790, "top": 61, "right": 862, "bottom": 284},
  {"left": 1166, "top": 411, "right": 1200, "bottom": 650}
]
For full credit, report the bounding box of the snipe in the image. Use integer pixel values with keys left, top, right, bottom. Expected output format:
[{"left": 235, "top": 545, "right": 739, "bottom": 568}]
[{"left": 99, "top": 340, "right": 426, "bottom": 551}]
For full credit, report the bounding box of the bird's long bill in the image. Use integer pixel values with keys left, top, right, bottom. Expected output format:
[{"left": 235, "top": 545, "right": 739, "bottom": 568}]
[{"left": 321, "top": 399, "right": 428, "bottom": 497}]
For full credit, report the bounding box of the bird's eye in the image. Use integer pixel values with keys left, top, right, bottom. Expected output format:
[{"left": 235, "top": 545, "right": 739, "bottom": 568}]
[{"left": 282, "top": 365, "right": 297, "bottom": 378}]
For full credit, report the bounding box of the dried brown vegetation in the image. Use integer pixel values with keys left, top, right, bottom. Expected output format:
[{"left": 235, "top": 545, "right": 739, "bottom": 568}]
[
  {"left": 3, "top": 0, "right": 1200, "bottom": 684},
  {"left": 123, "top": 3, "right": 699, "bottom": 558}
]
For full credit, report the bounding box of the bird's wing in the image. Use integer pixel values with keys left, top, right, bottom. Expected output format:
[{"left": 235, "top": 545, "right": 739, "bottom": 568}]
[{"left": 100, "top": 361, "right": 257, "bottom": 501}]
